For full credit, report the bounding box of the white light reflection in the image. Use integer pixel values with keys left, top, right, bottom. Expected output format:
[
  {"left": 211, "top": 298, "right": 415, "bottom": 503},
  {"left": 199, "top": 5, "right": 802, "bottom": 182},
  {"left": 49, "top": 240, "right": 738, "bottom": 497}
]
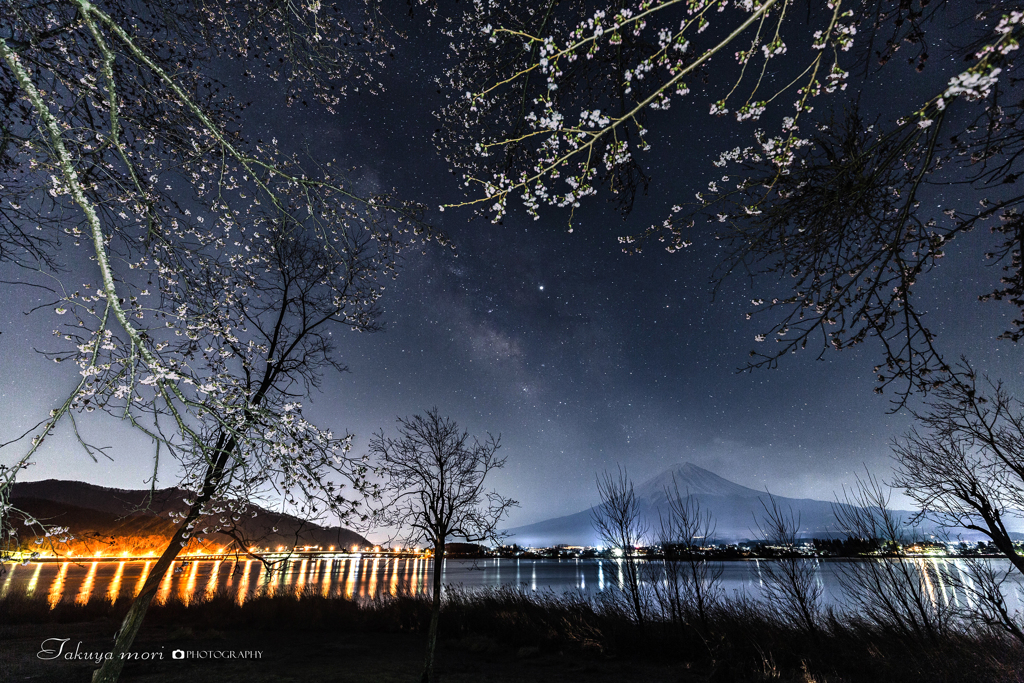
[{"left": 26, "top": 563, "right": 43, "bottom": 598}]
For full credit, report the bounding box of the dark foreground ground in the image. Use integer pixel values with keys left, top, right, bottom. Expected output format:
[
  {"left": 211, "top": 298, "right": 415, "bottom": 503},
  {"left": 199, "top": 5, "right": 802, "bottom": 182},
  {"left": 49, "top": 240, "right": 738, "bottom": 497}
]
[
  {"left": 2, "top": 619, "right": 696, "bottom": 683},
  {"left": 3, "top": 586, "right": 1022, "bottom": 683}
]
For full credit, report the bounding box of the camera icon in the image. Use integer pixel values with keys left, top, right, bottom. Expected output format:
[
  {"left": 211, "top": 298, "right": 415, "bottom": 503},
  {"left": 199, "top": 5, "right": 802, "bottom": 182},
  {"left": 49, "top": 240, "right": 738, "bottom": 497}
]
[{"left": 171, "top": 650, "right": 185, "bottom": 660}]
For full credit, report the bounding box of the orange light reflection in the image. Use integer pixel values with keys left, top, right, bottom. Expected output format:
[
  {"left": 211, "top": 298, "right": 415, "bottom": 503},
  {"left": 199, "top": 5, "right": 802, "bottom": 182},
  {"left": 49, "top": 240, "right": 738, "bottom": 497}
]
[
  {"left": 344, "top": 558, "right": 359, "bottom": 600},
  {"left": 181, "top": 561, "right": 199, "bottom": 604},
  {"left": 205, "top": 560, "right": 222, "bottom": 600},
  {"left": 311, "top": 558, "right": 322, "bottom": 594},
  {"left": 108, "top": 561, "right": 126, "bottom": 603},
  {"left": 26, "top": 563, "right": 43, "bottom": 598},
  {"left": 236, "top": 560, "right": 253, "bottom": 606},
  {"left": 367, "top": 557, "right": 379, "bottom": 597},
  {"left": 389, "top": 558, "right": 399, "bottom": 597},
  {"left": 135, "top": 561, "right": 152, "bottom": 598},
  {"left": 156, "top": 563, "right": 175, "bottom": 605},
  {"left": 76, "top": 562, "right": 99, "bottom": 605},
  {"left": 48, "top": 563, "right": 69, "bottom": 609},
  {"left": 294, "top": 559, "right": 308, "bottom": 595},
  {"left": 321, "top": 558, "right": 333, "bottom": 597}
]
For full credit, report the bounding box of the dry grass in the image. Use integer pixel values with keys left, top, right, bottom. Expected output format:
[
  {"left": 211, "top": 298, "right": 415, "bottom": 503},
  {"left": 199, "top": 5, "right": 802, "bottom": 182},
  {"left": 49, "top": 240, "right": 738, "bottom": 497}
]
[{"left": 3, "top": 585, "right": 1022, "bottom": 682}]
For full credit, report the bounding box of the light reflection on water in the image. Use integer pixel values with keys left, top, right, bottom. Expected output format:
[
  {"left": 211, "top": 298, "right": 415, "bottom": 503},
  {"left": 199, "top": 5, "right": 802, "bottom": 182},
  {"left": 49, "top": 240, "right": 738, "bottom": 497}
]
[
  {"left": 107, "top": 562, "right": 125, "bottom": 603},
  {"left": 135, "top": 561, "right": 151, "bottom": 600},
  {"left": 48, "top": 562, "right": 68, "bottom": 609},
  {"left": 26, "top": 562, "right": 42, "bottom": 598},
  {"left": 236, "top": 560, "right": 252, "bottom": 604},
  {"left": 75, "top": 562, "right": 98, "bottom": 605},
  {"left": 3, "top": 557, "right": 1023, "bottom": 612}
]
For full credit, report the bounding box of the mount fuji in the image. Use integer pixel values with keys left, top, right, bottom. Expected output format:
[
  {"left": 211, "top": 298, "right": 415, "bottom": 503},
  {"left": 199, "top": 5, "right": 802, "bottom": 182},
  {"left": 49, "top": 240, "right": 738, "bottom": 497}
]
[{"left": 505, "top": 463, "right": 911, "bottom": 546}]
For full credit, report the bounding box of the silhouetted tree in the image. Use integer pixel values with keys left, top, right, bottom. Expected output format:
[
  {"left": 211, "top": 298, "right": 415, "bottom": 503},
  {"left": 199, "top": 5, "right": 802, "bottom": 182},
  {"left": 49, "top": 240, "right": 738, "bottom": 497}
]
[
  {"left": 892, "top": 364, "right": 1024, "bottom": 642},
  {"left": 952, "top": 556, "right": 1024, "bottom": 644},
  {"left": 833, "top": 473, "right": 951, "bottom": 642},
  {"left": 592, "top": 467, "right": 649, "bottom": 628},
  {"left": 654, "top": 477, "right": 722, "bottom": 632},
  {"left": 368, "top": 409, "right": 517, "bottom": 683},
  {"left": 756, "top": 492, "right": 821, "bottom": 636}
]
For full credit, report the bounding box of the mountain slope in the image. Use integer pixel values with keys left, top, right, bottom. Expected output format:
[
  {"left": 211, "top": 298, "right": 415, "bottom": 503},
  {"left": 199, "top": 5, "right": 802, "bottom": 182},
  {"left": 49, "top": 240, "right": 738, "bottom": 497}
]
[
  {"left": 635, "top": 463, "right": 764, "bottom": 502},
  {"left": 9, "top": 479, "right": 370, "bottom": 553}
]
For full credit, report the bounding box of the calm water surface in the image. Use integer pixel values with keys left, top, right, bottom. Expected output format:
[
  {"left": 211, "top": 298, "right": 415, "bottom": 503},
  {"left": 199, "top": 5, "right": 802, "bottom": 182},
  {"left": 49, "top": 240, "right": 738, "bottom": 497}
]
[{"left": 2, "top": 556, "right": 1021, "bottom": 612}]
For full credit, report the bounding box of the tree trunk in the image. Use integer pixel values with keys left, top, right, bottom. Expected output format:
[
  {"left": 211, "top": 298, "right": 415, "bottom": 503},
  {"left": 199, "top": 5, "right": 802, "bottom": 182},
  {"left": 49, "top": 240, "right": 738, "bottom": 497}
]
[
  {"left": 93, "top": 435, "right": 234, "bottom": 683},
  {"left": 91, "top": 517, "right": 192, "bottom": 682},
  {"left": 421, "top": 541, "right": 444, "bottom": 683},
  {"left": 624, "top": 554, "right": 645, "bottom": 629}
]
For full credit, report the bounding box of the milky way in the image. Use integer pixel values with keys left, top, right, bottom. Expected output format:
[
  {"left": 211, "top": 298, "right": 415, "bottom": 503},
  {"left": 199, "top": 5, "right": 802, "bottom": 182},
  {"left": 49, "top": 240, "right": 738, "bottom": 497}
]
[{"left": 3, "top": 6, "right": 1020, "bottom": 528}]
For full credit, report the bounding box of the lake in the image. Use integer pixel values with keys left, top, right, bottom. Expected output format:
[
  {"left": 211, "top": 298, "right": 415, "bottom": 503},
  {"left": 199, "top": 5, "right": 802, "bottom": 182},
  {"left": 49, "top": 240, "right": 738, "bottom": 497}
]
[{"left": 2, "top": 555, "right": 1021, "bottom": 612}]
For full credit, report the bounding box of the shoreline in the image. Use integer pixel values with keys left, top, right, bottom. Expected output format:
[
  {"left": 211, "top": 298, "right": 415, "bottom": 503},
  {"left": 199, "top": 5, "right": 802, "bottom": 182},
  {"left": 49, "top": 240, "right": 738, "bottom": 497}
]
[{"left": 3, "top": 551, "right": 1008, "bottom": 564}]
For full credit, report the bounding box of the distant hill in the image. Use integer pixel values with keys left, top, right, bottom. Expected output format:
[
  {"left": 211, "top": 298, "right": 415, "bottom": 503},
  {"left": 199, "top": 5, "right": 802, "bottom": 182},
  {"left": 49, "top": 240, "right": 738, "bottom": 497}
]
[
  {"left": 10, "top": 479, "right": 191, "bottom": 517},
  {"left": 9, "top": 479, "right": 370, "bottom": 553},
  {"left": 505, "top": 463, "right": 935, "bottom": 546}
]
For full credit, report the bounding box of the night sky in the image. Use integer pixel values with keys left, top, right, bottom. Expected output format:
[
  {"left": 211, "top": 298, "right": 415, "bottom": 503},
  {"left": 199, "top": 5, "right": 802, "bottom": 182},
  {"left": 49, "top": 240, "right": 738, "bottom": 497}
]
[{"left": 3, "top": 6, "right": 1021, "bottom": 529}]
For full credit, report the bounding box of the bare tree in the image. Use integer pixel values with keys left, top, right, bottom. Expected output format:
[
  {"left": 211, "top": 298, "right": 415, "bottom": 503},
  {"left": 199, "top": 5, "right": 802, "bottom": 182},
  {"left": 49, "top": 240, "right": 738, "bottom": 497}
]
[
  {"left": 950, "top": 556, "right": 1024, "bottom": 644},
  {"left": 592, "top": 467, "right": 649, "bottom": 628},
  {"left": 892, "top": 363, "right": 1024, "bottom": 642},
  {"left": 368, "top": 409, "right": 517, "bottom": 683},
  {"left": 832, "top": 473, "right": 952, "bottom": 642},
  {"left": 653, "top": 477, "right": 722, "bottom": 632},
  {"left": 756, "top": 492, "right": 821, "bottom": 636}
]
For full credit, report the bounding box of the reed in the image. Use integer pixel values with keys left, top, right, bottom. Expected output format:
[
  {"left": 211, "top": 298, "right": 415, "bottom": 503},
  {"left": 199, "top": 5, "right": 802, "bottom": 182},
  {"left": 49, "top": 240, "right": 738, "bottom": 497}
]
[{"left": 3, "top": 584, "right": 1021, "bottom": 682}]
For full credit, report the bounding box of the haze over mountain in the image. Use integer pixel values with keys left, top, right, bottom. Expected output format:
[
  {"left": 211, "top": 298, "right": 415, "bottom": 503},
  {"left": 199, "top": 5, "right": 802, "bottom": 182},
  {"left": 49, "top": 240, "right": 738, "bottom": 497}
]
[{"left": 506, "top": 463, "right": 924, "bottom": 546}]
